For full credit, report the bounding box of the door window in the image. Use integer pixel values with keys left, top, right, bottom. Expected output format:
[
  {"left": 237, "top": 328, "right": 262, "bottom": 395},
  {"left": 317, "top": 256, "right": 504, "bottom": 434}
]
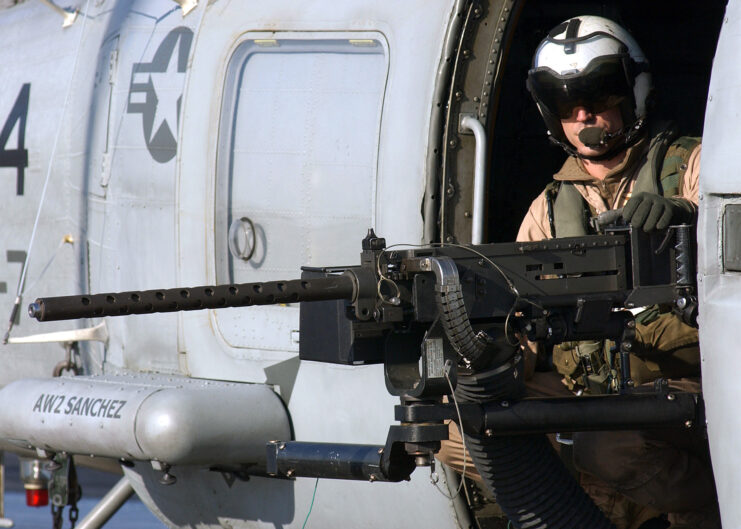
[{"left": 214, "top": 36, "right": 387, "bottom": 354}]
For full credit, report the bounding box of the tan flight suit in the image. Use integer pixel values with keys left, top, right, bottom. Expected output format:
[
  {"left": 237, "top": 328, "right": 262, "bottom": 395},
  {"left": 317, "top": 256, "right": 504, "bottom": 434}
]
[
  {"left": 438, "top": 135, "right": 720, "bottom": 528},
  {"left": 516, "top": 136, "right": 700, "bottom": 241}
]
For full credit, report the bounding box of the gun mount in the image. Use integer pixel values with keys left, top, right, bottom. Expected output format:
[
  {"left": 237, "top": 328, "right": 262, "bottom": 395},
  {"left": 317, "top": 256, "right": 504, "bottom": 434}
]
[{"left": 28, "top": 226, "right": 703, "bottom": 526}]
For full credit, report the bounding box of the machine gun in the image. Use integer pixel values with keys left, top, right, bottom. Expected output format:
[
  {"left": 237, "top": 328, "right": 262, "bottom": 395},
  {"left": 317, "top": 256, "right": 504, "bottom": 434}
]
[{"left": 28, "top": 223, "right": 702, "bottom": 521}]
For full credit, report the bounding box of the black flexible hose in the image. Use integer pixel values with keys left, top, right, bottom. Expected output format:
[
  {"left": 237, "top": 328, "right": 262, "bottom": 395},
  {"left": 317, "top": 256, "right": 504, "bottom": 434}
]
[
  {"left": 456, "top": 361, "right": 615, "bottom": 529},
  {"left": 430, "top": 253, "right": 614, "bottom": 527}
]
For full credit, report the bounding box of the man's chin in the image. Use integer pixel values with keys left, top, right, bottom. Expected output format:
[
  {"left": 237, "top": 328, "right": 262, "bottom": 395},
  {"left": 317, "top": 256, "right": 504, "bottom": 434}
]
[{"left": 575, "top": 143, "right": 610, "bottom": 157}]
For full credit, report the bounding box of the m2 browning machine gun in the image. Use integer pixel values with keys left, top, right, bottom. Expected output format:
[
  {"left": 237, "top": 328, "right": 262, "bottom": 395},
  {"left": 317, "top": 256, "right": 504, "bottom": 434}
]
[{"left": 29, "top": 222, "right": 703, "bottom": 529}]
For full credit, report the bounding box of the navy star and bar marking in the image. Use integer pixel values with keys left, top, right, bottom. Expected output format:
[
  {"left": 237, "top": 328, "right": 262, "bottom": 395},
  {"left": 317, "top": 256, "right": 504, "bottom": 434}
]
[{"left": 127, "top": 27, "right": 193, "bottom": 163}]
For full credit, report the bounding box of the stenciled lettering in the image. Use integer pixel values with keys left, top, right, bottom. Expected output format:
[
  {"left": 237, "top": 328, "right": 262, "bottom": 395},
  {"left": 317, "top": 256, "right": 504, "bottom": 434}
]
[
  {"left": 0, "top": 83, "right": 30, "bottom": 195},
  {"left": 32, "top": 394, "right": 66, "bottom": 414},
  {"left": 64, "top": 396, "right": 76, "bottom": 414},
  {"left": 43, "top": 394, "right": 57, "bottom": 413},
  {"left": 81, "top": 397, "right": 94, "bottom": 416},
  {"left": 53, "top": 396, "right": 64, "bottom": 414},
  {"left": 32, "top": 393, "right": 127, "bottom": 419},
  {"left": 71, "top": 397, "right": 84, "bottom": 415},
  {"left": 113, "top": 400, "right": 125, "bottom": 419}
]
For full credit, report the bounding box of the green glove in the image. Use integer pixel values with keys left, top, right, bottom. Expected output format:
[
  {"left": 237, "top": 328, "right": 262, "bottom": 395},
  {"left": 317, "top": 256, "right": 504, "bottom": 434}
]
[{"left": 623, "top": 192, "right": 695, "bottom": 232}]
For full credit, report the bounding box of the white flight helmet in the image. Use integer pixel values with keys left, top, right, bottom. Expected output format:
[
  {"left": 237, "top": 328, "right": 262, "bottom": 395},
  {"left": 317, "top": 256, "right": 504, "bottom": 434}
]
[{"left": 527, "top": 16, "right": 652, "bottom": 157}]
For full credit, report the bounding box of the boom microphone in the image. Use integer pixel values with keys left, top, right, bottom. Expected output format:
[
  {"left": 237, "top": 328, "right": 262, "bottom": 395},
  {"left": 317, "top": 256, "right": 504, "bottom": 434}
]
[{"left": 578, "top": 127, "right": 608, "bottom": 147}]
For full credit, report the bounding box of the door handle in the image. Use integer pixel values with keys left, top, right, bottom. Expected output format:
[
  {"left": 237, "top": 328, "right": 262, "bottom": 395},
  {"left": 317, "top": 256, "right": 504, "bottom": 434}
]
[{"left": 228, "top": 216, "right": 257, "bottom": 262}]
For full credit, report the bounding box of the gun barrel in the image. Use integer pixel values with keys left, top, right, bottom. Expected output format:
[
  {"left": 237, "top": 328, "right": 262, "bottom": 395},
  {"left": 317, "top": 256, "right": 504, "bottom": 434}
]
[{"left": 29, "top": 275, "right": 356, "bottom": 322}]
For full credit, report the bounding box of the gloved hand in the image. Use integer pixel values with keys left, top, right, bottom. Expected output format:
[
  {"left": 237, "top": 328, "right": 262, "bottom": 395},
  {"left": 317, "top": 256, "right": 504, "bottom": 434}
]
[{"left": 623, "top": 192, "right": 695, "bottom": 232}]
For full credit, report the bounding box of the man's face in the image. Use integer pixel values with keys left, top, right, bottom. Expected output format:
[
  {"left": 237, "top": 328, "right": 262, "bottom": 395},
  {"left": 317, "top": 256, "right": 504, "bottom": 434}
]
[{"left": 560, "top": 106, "right": 624, "bottom": 158}]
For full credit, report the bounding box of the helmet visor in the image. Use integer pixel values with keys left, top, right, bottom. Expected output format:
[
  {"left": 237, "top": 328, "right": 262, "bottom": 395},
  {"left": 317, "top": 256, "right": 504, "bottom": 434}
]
[{"left": 528, "top": 56, "right": 634, "bottom": 119}]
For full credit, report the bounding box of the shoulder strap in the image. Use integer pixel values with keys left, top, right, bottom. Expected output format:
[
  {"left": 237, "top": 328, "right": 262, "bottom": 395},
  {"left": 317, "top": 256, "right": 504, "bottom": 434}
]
[
  {"left": 633, "top": 122, "right": 679, "bottom": 196},
  {"left": 552, "top": 181, "right": 590, "bottom": 237}
]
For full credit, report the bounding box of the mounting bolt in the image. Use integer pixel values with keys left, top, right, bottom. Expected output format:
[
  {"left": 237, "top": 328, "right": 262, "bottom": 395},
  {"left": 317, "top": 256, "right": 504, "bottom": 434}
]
[
  {"left": 501, "top": 401, "right": 510, "bottom": 408},
  {"left": 449, "top": 138, "right": 458, "bottom": 149},
  {"left": 484, "top": 428, "right": 493, "bottom": 437},
  {"left": 158, "top": 464, "right": 177, "bottom": 486},
  {"left": 286, "top": 469, "right": 295, "bottom": 478},
  {"left": 462, "top": 49, "right": 471, "bottom": 59},
  {"left": 473, "top": 6, "right": 482, "bottom": 18},
  {"left": 666, "top": 393, "right": 676, "bottom": 401},
  {"left": 626, "top": 320, "right": 636, "bottom": 329},
  {"left": 369, "top": 474, "right": 377, "bottom": 482},
  {"left": 685, "top": 420, "right": 693, "bottom": 429},
  {"left": 455, "top": 90, "right": 463, "bottom": 100}
]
